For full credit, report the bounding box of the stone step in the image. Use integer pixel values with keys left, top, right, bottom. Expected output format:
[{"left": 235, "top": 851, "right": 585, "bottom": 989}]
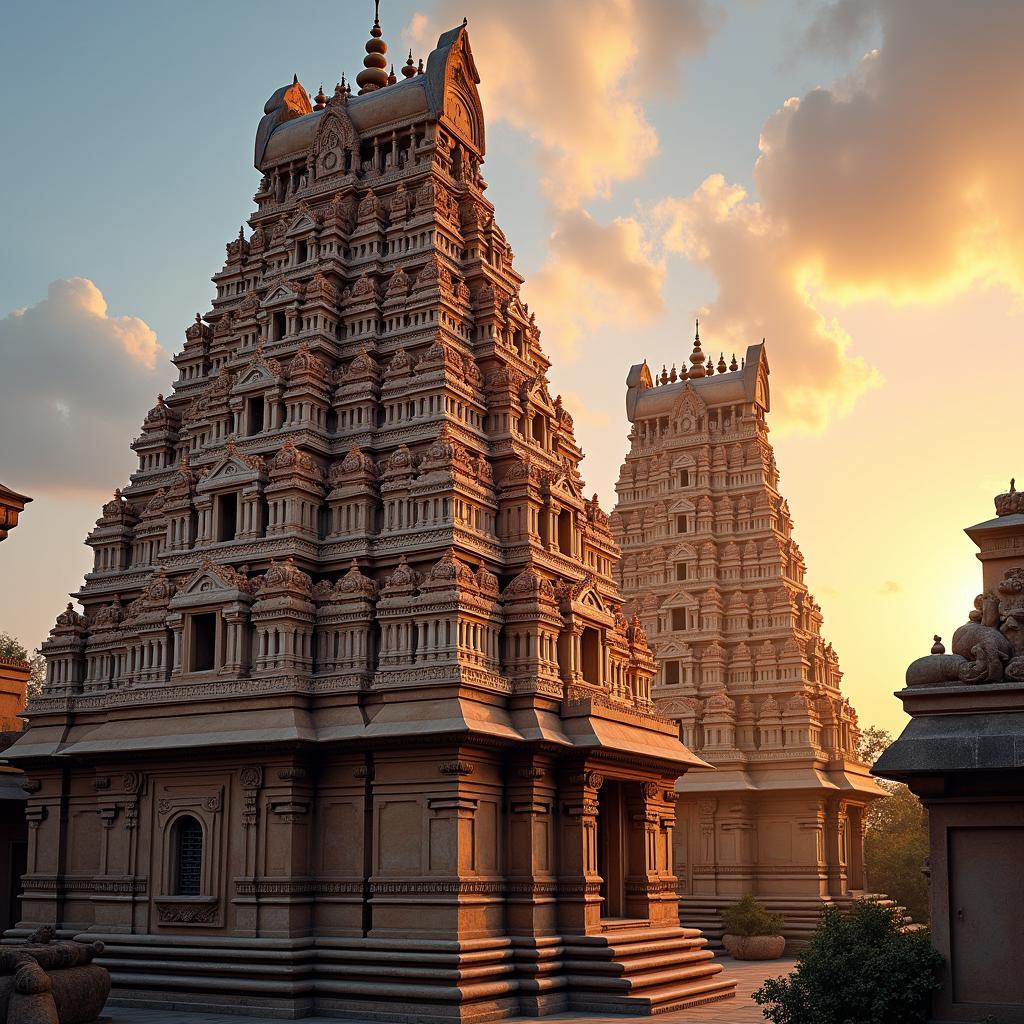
[
  {"left": 568, "top": 972, "right": 738, "bottom": 1014},
  {"left": 560, "top": 924, "right": 736, "bottom": 1015},
  {"left": 562, "top": 948, "right": 716, "bottom": 977}
]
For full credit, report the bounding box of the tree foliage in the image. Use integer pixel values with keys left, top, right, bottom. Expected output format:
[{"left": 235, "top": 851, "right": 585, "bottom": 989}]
[
  {"left": 858, "top": 726, "right": 930, "bottom": 922},
  {"left": 752, "top": 901, "right": 943, "bottom": 1024},
  {"left": 0, "top": 633, "right": 28, "bottom": 662},
  {"left": 0, "top": 633, "right": 45, "bottom": 700}
]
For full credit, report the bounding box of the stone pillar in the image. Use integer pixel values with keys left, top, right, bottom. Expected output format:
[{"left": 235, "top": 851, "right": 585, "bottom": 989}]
[
  {"left": 824, "top": 798, "right": 848, "bottom": 898},
  {"left": 505, "top": 758, "right": 557, "bottom": 936},
  {"left": 624, "top": 781, "right": 663, "bottom": 921},
  {"left": 557, "top": 768, "right": 603, "bottom": 934}
]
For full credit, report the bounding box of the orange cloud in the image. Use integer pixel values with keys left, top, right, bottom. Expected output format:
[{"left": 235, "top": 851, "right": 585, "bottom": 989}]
[
  {"left": 655, "top": 176, "right": 879, "bottom": 433},
  {"left": 526, "top": 209, "right": 666, "bottom": 361},
  {"left": 762, "top": 0, "right": 1024, "bottom": 301},
  {"left": 406, "top": 1, "right": 713, "bottom": 364},
  {"left": 0, "top": 279, "right": 166, "bottom": 494},
  {"left": 409, "top": 0, "right": 715, "bottom": 209},
  {"left": 652, "top": 0, "right": 1024, "bottom": 433}
]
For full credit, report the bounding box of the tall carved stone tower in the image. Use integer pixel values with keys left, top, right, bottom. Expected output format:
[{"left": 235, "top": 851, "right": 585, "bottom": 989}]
[
  {"left": 611, "top": 330, "right": 883, "bottom": 944},
  {"left": 12, "top": 18, "right": 736, "bottom": 1019}
]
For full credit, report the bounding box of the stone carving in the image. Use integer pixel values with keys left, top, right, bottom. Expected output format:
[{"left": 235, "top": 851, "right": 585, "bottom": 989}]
[
  {"left": 154, "top": 900, "right": 218, "bottom": 925},
  {"left": 0, "top": 932, "right": 110, "bottom": 1024},
  {"left": 908, "top": 568, "right": 1024, "bottom": 685},
  {"left": 20, "top": 16, "right": 735, "bottom": 1018}
]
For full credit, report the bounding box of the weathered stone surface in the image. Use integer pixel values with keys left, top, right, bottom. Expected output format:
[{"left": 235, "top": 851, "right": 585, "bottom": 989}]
[
  {"left": 0, "top": 936, "right": 110, "bottom": 1024},
  {"left": 875, "top": 486, "right": 1024, "bottom": 1023},
  {"left": 5, "top": 13, "right": 735, "bottom": 1020},
  {"left": 612, "top": 332, "right": 882, "bottom": 944}
]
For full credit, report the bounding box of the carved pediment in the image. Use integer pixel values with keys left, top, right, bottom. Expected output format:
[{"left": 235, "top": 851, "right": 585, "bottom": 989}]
[
  {"left": 671, "top": 383, "right": 707, "bottom": 426},
  {"left": 262, "top": 285, "right": 299, "bottom": 308},
  {"left": 667, "top": 497, "right": 696, "bottom": 515},
  {"left": 669, "top": 542, "right": 697, "bottom": 561},
  {"left": 311, "top": 108, "right": 357, "bottom": 180},
  {"left": 657, "top": 641, "right": 691, "bottom": 659},
  {"left": 286, "top": 213, "right": 318, "bottom": 237},
  {"left": 197, "top": 451, "right": 265, "bottom": 491},
  {"left": 662, "top": 589, "right": 696, "bottom": 608},
  {"left": 236, "top": 365, "right": 278, "bottom": 391},
  {"left": 171, "top": 560, "right": 254, "bottom": 604}
]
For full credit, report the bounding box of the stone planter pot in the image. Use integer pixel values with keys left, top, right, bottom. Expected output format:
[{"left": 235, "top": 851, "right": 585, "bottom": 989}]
[{"left": 722, "top": 933, "right": 786, "bottom": 960}]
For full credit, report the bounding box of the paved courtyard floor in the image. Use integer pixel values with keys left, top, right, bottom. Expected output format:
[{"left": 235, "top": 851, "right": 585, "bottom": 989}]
[{"left": 106, "top": 956, "right": 797, "bottom": 1024}]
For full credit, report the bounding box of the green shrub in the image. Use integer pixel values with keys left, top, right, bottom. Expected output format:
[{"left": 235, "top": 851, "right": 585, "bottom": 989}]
[
  {"left": 753, "top": 900, "right": 943, "bottom": 1024},
  {"left": 720, "top": 893, "right": 785, "bottom": 936}
]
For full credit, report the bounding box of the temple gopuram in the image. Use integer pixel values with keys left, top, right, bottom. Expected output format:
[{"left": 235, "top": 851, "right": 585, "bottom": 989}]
[
  {"left": 9, "top": 15, "right": 737, "bottom": 1020},
  {"left": 611, "top": 330, "right": 883, "bottom": 944}
]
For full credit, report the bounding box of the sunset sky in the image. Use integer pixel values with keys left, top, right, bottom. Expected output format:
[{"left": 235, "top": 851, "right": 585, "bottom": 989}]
[{"left": 1, "top": 0, "right": 1019, "bottom": 734}]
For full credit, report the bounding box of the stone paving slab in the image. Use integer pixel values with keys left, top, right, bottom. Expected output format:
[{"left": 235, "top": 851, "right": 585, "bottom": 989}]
[{"left": 106, "top": 957, "right": 797, "bottom": 1024}]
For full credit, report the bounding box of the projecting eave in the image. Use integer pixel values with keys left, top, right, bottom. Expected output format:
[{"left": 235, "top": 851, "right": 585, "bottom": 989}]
[
  {"left": 964, "top": 512, "right": 1024, "bottom": 538},
  {"left": 873, "top": 710, "right": 1024, "bottom": 779}
]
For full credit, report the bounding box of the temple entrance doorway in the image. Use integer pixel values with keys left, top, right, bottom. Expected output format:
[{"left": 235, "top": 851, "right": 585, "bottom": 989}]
[{"left": 597, "top": 780, "right": 626, "bottom": 918}]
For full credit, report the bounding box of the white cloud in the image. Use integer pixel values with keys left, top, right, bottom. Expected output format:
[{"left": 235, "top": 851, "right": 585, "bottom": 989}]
[{"left": 0, "top": 279, "right": 166, "bottom": 495}]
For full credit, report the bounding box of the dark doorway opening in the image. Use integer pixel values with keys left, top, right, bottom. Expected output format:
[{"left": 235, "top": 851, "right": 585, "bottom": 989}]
[{"left": 597, "top": 781, "right": 626, "bottom": 918}]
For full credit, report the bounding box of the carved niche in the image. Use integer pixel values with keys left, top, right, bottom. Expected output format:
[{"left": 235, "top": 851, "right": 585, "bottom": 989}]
[
  {"left": 152, "top": 781, "right": 226, "bottom": 927},
  {"left": 312, "top": 107, "right": 358, "bottom": 181}
]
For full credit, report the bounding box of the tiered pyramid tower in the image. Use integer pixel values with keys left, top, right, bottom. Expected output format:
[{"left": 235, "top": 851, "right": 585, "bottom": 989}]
[
  {"left": 611, "top": 330, "right": 883, "bottom": 945},
  {"left": 13, "top": 17, "right": 737, "bottom": 1020}
]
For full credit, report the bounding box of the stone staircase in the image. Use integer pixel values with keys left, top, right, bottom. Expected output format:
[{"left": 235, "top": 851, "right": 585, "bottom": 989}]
[{"left": 560, "top": 924, "right": 737, "bottom": 1014}]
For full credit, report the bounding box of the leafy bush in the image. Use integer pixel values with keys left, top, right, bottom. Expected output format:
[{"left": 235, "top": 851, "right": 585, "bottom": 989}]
[
  {"left": 721, "top": 893, "right": 784, "bottom": 936},
  {"left": 753, "top": 900, "right": 943, "bottom": 1024}
]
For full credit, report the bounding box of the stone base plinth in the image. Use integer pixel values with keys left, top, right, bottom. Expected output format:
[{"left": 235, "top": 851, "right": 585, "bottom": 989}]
[{"left": 81, "top": 924, "right": 736, "bottom": 1020}]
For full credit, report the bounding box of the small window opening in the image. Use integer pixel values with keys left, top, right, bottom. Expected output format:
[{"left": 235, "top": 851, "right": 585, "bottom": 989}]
[
  {"left": 675, "top": 563, "right": 687, "bottom": 582},
  {"left": 190, "top": 613, "right": 217, "bottom": 672},
  {"left": 273, "top": 311, "right": 287, "bottom": 341},
  {"left": 580, "top": 626, "right": 601, "bottom": 684},
  {"left": 247, "top": 397, "right": 264, "bottom": 435},
  {"left": 173, "top": 815, "right": 204, "bottom": 896},
  {"left": 671, "top": 609, "right": 687, "bottom": 631},
  {"left": 557, "top": 509, "right": 572, "bottom": 555},
  {"left": 676, "top": 515, "right": 688, "bottom": 534},
  {"left": 217, "top": 492, "right": 238, "bottom": 542}
]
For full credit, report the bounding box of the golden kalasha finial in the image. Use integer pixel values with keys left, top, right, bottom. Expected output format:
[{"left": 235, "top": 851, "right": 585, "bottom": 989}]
[
  {"left": 313, "top": 83, "right": 327, "bottom": 111},
  {"left": 717, "top": 353, "right": 727, "bottom": 374},
  {"left": 402, "top": 50, "right": 416, "bottom": 78},
  {"left": 357, "top": 0, "right": 389, "bottom": 94},
  {"left": 387, "top": 63, "right": 397, "bottom": 85},
  {"left": 688, "top": 319, "right": 707, "bottom": 378},
  {"left": 669, "top": 364, "right": 678, "bottom": 383},
  {"left": 416, "top": 58, "right": 424, "bottom": 74},
  {"left": 729, "top": 353, "right": 738, "bottom": 372}
]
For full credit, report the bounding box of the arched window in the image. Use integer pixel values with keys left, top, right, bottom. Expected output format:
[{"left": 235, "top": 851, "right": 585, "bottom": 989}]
[{"left": 172, "top": 815, "right": 204, "bottom": 896}]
